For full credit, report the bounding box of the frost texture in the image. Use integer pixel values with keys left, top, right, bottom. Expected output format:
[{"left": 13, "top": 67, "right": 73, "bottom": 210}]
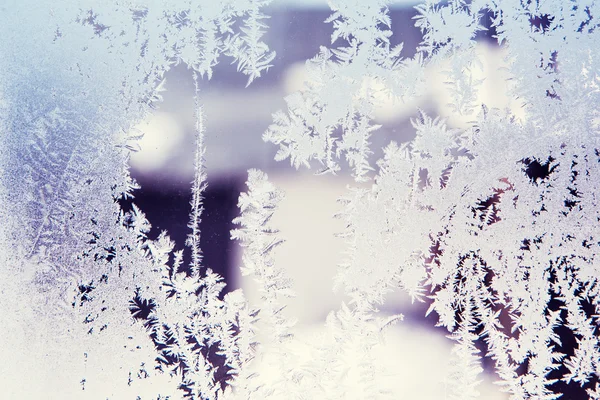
[
  {"left": 1, "top": 0, "right": 274, "bottom": 398},
  {"left": 229, "top": 170, "right": 403, "bottom": 400},
  {"left": 264, "top": 0, "right": 403, "bottom": 181},
  {"left": 267, "top": 0, "right": 600, "bottom": 398},
  {"left": 3, "top": 0, "right": 600, "bottom": 399}
]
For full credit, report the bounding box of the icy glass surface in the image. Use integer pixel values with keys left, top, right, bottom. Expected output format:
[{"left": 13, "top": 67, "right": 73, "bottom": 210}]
[{"left": 2, "top": 1, "right": 600, "bottom": 399}]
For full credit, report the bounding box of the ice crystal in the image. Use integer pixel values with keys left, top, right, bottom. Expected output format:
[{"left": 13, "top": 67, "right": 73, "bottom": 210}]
[{"left": 2, "top": 0, "right": 600, "bottom": 399}]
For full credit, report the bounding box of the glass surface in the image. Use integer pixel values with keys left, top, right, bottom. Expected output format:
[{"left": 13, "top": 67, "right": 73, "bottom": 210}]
[{"left": 1, "top": 1, "right": 598, "bottom": 399}]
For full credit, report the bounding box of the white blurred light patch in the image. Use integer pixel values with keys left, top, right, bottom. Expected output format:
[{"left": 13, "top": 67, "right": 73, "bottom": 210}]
[
  {"left": 234, "top": 171, "right": 351, "bottom": 324},
  {"left": 129, "top": 112, "right": 185, "bottom": 175},
  {"left": 282, "top": 61, "right": 307, "bottom": 95},
  {"left": 281, "top": 43, "right": 527, "bottom": 129},
  {"left": 234, "top": 172, "right": 508, "bottom": 399}
]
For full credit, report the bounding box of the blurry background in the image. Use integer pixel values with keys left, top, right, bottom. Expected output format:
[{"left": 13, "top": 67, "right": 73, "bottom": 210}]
[{"left": 128, "top": 1, "right": 512, "bottom": 398}]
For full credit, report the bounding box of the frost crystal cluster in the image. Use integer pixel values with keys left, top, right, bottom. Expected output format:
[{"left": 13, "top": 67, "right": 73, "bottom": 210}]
[{"left": 1, "top": 0, "right": 600, "bottom": 399}]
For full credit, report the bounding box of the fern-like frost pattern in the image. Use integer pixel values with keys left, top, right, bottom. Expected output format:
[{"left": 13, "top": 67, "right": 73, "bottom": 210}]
[{"left": 2, "top": 0, "right": 600, "bottom": 399}]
